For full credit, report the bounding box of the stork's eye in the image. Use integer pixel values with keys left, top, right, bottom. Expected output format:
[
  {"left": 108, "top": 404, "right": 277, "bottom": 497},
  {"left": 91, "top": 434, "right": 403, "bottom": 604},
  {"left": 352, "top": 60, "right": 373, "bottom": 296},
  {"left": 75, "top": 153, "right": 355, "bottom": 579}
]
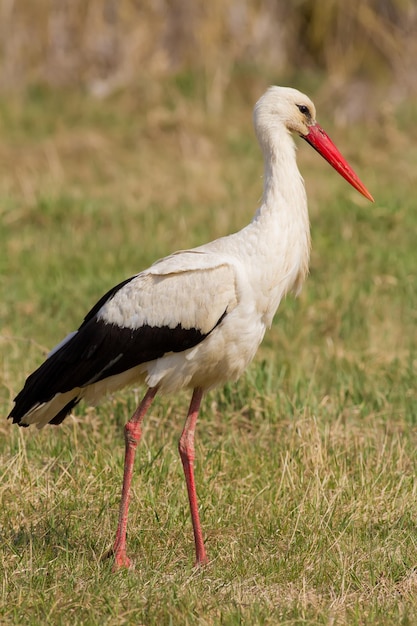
[{"left": 296, "top": 104, "right": 310, "bottom": 117}]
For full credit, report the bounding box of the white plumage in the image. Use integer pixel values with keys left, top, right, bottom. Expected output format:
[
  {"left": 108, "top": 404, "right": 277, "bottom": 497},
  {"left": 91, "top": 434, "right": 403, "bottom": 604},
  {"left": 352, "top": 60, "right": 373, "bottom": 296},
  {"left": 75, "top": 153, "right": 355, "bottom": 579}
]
[{"left": 8, "top": 86, "right": 373, "bottom": 569}]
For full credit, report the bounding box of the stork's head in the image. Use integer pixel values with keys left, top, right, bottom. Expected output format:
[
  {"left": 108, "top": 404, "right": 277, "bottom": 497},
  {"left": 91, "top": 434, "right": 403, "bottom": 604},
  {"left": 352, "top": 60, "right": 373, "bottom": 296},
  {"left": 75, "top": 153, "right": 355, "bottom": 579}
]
[
  {"left": 254, "top": 86, "right": 374, "bottom": 202},
  {"left": 254, "top": 86, "right": 317, "bottom": 137}
]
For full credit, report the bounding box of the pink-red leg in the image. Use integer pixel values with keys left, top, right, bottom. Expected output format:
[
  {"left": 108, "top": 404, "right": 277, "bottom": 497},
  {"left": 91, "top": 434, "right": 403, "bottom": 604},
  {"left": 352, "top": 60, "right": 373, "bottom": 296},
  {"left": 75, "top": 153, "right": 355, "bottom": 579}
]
[
  {"left": 178, "top": 387, "right": 208, "bottom": 566},
  {"left": 112, "top": 386, "right": 158, "bottom": 570}
]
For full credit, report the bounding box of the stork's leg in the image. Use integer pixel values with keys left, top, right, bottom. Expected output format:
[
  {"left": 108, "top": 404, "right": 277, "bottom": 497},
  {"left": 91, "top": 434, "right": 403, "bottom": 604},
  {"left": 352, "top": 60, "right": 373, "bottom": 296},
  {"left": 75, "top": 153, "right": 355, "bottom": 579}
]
[
  {"left": 178, "top": 387, "right": 208, "bottom": 566},
  {"left": 113, "top": 386, "right": 158, "bottom": 570}
]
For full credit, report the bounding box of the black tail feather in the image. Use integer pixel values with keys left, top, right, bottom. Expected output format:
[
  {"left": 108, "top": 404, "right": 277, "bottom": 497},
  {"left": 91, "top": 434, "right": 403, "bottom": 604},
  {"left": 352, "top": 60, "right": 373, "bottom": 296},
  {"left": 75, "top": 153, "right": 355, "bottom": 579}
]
[{"left": 48, "top": 398, "right": 80, "bottom": 425}]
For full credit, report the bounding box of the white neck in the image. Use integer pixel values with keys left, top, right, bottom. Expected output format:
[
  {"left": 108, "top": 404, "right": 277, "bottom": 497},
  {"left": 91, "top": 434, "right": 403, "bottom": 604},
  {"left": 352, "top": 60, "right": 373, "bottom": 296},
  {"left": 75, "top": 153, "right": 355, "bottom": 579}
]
[
  {"left": 255, "top": 124, "right": 307, "bottom": 222},
  {"left": 202, "top": 118, "right": 311, "bottom": 327},
  {"left": 238, "top": 122, "right": 311, "bottom": 325}
]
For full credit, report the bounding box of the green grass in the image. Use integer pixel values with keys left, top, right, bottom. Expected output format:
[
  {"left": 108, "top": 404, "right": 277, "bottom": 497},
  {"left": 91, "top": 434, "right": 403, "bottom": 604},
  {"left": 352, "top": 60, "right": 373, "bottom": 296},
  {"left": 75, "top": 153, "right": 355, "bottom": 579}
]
[{"left": 1, "top": 79, "right": 417, "bottom": 624}]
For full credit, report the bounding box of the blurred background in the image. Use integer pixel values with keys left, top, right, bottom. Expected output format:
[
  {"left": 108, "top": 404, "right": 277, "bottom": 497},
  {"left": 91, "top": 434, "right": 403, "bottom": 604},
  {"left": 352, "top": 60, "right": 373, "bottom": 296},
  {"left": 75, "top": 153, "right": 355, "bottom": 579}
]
[{"left": 0, "top": 0, "right": 416, "bottom": 114}]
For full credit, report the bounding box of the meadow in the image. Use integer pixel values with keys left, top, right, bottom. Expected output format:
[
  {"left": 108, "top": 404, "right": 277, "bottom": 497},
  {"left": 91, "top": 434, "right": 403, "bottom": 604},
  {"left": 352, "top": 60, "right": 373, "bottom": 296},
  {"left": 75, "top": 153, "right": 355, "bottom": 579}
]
[{"left": 1, "top": 74, "right": 417, "bottom": 624}]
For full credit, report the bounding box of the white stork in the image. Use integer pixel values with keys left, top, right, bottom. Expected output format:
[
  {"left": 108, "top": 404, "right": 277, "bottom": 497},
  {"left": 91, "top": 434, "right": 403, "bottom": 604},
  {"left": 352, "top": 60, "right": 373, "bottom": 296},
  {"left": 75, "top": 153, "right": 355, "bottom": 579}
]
[{"left": 8, "top": 86, "right": 373, "bottom": 570}]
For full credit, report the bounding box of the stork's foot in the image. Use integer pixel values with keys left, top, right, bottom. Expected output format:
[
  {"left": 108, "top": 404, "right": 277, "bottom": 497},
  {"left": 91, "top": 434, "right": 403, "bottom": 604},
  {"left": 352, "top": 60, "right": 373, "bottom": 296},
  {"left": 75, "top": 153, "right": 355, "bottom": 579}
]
[
  {"left": 112, "top": 536, "right": 132, "bottom": 570},
  {"left": 194, "top": 554, "right": 209, "bottom": 568},
  {"left": 112, "top": 549, "right": 132, "bottom": 571}
]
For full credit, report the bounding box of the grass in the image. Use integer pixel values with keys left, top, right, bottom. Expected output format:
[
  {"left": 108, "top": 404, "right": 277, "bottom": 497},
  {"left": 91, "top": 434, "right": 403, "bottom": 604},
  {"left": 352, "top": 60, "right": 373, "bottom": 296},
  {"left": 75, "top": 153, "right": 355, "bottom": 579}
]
[{"left": 1, "top": 76, "right": 417, "bottom": 624}]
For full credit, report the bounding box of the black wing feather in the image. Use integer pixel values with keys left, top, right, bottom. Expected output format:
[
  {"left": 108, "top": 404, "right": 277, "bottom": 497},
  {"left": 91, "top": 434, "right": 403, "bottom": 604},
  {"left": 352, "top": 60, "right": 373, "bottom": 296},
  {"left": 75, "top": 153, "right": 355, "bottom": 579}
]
[{"left": 8, "top": 280, "right": 227, "bottom": 425}]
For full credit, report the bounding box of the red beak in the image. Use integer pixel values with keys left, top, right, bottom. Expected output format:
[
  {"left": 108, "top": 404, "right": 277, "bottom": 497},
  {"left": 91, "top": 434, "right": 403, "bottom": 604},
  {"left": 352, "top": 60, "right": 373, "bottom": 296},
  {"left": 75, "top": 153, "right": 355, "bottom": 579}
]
[{"left": 302, "top": 123, "right": 374, "bottom": 202}]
